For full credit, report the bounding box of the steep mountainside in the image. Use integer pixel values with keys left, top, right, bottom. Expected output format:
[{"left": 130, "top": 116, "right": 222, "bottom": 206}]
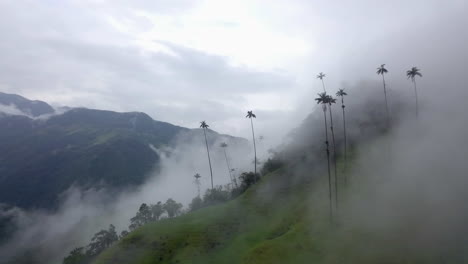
[
  {"left": 0, "top": 94, "right": 247, "bottom": 210},
  {"left": 0, "top": 92, "right": 54, "bottom": 117}
]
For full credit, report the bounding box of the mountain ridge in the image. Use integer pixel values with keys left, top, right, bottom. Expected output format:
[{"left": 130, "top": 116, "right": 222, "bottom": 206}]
[{"left": 0, "top": 92, "right": 248, "bottom": 210}]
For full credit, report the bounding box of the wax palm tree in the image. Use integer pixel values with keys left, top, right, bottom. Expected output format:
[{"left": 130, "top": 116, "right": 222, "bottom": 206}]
[
  {"left": 194, "top": 173, "right": 201, "bottom": 197},
  {"left": 336, "top": 88, "right": 348, "bottom": 185},
  {"left": 220, "top": 142, "right": 234, "bottom": 186},
  {"left": 326, "top": 94, "right": 339, "bottom": 210},
  {"left": 315, "top": 92, "right": 333, "bottom": 221},
  {"left": 317, "top": 72, "right": 327, "bottom": 92},
  {"left": 406, "top": 67, "right": 423, "bottom": 117},
  {"left": 376, "top": 64, "right": 390, "bottom": 127},
  {"left": 200, "top": 121, "right": 214, "bottom": 189},
  {"left": 246, "top": 111, "right": 258, "bottom": 181}
]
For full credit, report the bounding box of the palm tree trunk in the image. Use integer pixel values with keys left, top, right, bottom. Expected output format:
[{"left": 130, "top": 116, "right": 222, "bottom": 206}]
[
  {"left": 250, "top": 118, "right": 257, "bottom": 181},
  {"left": 322, "top": 107, "right": 333, "bottom": 222},
  {"left": 328, "top": 104, "right": 338, "bottom": 211},
  {"left": 413, "top": 79, "right": 419, "bottom": 118},
  {"left": 341, "top": 97, "right": 347, "bottom": 185},
  {"left": 203, "top": 128, "right": 214, "bottom": 189},
  {"left": 223, "top": 148, "right": 234, "bottom": 187},
  {"left": 321, "top": 79, "right": 326, "bottom": 92},
  {"left": 382, "top": 74, "right": 390, "bottom": 128}
]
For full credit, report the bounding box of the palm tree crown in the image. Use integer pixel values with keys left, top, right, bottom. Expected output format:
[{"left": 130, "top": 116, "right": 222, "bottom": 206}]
[
  {"left": 315, "top": 92, "right": 335, "bottom": 106},
  {"left": 406, "top": 67, "right": 422, "bottom": 81},
  {"left": 317, "top": 72, "right": 326, "bottom": 80},
  {"left": 246, "top": 110, "right": 258, "bottom": 179},
  {"left": 326, "top": 95, "right": 336, "bottom": 105},
  {"left": 315, "top": 92, "right": 328, "bottom": 105},
  {"left": 200, "top": 121, "right": 209, "bottom": 129},
  {"left": 220, "top": 142, "right": 228, "bottom": 148},
  {"left": 194, "top": 173, "right": 201, "bottom": 180},
  {"left": 376, "top": 64, "right": 388, "bottom": 75},
  {"left": 246, "top": 111, "right": 256, "bottom": 119},
  {"left": 336, "top": 88, "right": 347, "bottom": 97}
]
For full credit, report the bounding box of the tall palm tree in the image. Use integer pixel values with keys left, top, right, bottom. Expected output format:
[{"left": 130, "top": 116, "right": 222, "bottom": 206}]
[
  {"left": 376, "top": 64, "right": 390, "bottom": 127},
  {"left": 194, "top": 173, "right": 201, "bottom": 197},
  {"left": 246, "top": 111, "right": 258, "bottom": 181},
  {"left": 200, "top": 121, "right": 214, "bottom": 189},
  {"left": 326, "top": 94, "right": 339, "bottom": 210},
  {"left": 336, "top": 88, "right": 348, "bottom": 185},
  {"left": 317, "top": 72, "right": 327, "bottom": 92},
  {"left": 315, "top": 92, "right": 333, "bottom": 221},
  {"left": 406, "top": 67, "right": 423, "bottom": 117},
  {"left": 220, "top": 142, "right": 234, "bottom": 186}
]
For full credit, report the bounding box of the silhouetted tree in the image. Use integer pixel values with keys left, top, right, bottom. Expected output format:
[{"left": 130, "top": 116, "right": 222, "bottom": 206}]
[
  {"left": 336, "top": 88, "right": 348, "bottom": 185},
  {"left": 200, "top": 121, "right": 214, "bottom": 189},
  {"left": 129, "top": 203, "right": 152, "bottom": 231},
  {"left": 315, "top": 92, "right": 333, "bottom": 221},
  {"left": 377, "top": 64, "right": 390, "bottom": 127},
  {"left": 239, "top": 172, "right": 259, "bottom": 190},
  {"left": 220, "top": 142, "right": 234, "bottom": 187},
  {"left": 150, "top": 201, "right": 164, "bottom": 221},
  {"left": 194, "top": 173, "right": 202, "bottom": 197},
  {"left": 261, "top": 158, "right": 284, "bottom": 175},
  {"left": 86, "top": 224, "right": 118, "bottom": 256},
  {"left": 317, "top": 72, "right": 327, "bottom": 92},
  {"left": 246, "top": 111, "right": 258, "bottom": 180},
  {"left": 63, "top": 247, "right": 87, "bottom": 264},
  {"left": 203, "top": 186, "right": 231, "bottom": 205},
  {"left": 188, "top": 196, "right": 203, "bottom": 212},
  {"left": 119, "top": 230, "right": 129, "bottom": 240},
  {"left": 326, "top": 94, "right": 339, "bottom": 210},
  {"left": 406, "top": 67, "right": 423, "bottom": 117},
  {"left": 163, "top": 198, "right": 183, "bottom": 218}
]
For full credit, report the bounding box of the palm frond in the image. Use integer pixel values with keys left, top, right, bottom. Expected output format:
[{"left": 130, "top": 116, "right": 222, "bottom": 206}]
[
  {"left": 246, "top": 110, "right": 256, "bottom": 118},
  {"left": 200, "top": 121, "right": 209, "bottom": 128},
  {"left": 315, "top": 92, "right": 328, "bottom": 104},
  {"left": 336, "top": 88, "right": 347, "bottom": 97},
  {"left": 326, "top": 95, "right": 337, "bottom": 104},
  {"left": 406, "top": 67, "right": 422, "bottom": 80},
  {"left": 377, "top": 64, "right": 387, "bottom": 75}
]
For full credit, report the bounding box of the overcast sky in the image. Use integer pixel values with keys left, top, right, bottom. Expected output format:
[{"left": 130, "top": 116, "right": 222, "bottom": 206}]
[{"left": 0, "top": 0, "right": 466, "bottom": 140}]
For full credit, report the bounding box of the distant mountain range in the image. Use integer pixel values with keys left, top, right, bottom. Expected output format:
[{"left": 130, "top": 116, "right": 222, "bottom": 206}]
[{"left": 0, "top": 92, "right": 247, "bottom": 209}]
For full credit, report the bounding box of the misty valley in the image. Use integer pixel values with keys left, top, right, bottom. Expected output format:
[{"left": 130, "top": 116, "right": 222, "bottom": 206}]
[{"left": 1, "top": 1, "right": 467, "bottom": 264}]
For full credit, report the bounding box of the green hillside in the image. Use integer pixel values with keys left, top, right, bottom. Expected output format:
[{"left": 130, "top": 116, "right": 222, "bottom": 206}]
[
  {"left": 89, "top": 149, "right": 467, "bottom": 264},
  {"left": 92, "top": 167, "right": 319, "bottom": 264},
  {"left": 0, "top": 99, "right": 248, "bottom": 210}
]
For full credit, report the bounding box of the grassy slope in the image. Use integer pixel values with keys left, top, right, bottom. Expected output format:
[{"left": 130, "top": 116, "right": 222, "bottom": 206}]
[
  {"left": 93, "top": 167, "right": 322, "bottom": 264},
  {"left": 92, "top": 159, "right": 452, "bottom": 264}
]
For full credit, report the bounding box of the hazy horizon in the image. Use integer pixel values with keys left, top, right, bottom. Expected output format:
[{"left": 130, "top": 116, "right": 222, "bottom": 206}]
[{"left": 1, "top": 0, "right": 466, "bottom": 142}]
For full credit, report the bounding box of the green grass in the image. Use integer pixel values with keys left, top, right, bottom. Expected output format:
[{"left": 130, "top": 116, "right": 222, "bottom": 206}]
[
  {"left": 93, "top": 168, "right": 325, "bottom": 264},
  {"left": 92, "top": 161, "right": 460, "bottom": 264}
]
